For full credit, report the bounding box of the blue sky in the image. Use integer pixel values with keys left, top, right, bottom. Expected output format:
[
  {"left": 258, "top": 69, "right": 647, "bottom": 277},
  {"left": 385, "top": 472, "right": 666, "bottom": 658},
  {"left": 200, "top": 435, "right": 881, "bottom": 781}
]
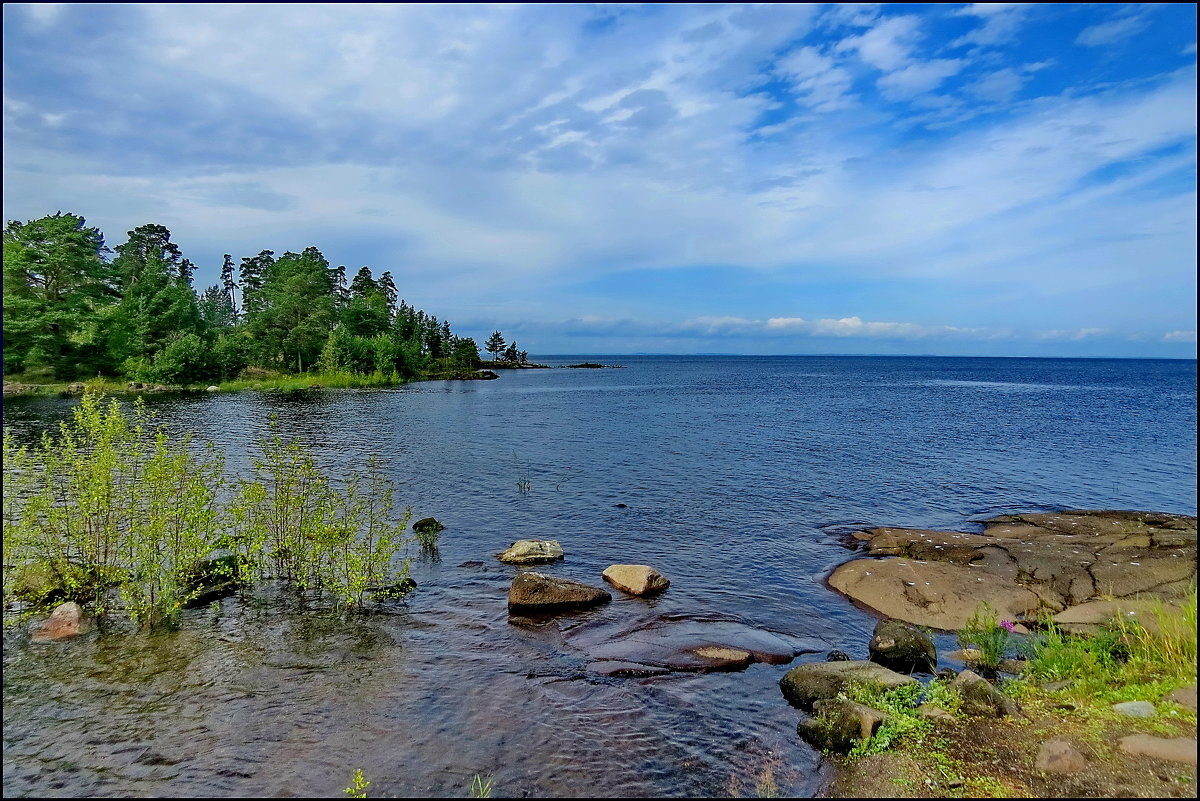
[{"left": 3, "top": 3, "right": 1196, "bottom": 357}]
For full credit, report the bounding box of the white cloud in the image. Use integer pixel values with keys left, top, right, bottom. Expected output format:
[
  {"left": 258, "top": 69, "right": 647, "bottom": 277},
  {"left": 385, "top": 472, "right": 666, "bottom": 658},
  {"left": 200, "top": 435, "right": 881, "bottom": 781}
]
[
  {"left": 877, "top": 59, "right": 965, "bottom": 100},
  {"left": 1163, "top": 330, "right": 1197, "bottom": 343},
  {"left": 967, "top": 68, "right": 1025, "bottom": 102},
  {"left": 775, "top": 46, "right": 856, "bottom": 111},
  {"left": 951, "top": 4, "right": 1033, "bottom": 48},
  {"left": 1076, "top": 14, "right": 1149, "bottom": 47},
  {"left": 837, "top": 15, "right": 921, "bottom": 72}
]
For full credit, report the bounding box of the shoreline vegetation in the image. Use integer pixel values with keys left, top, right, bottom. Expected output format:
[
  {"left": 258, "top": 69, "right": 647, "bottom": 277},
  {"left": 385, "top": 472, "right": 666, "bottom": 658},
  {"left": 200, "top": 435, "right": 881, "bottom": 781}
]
[{"left": 2, "top": 211, "right": 549, "bottom": 398}]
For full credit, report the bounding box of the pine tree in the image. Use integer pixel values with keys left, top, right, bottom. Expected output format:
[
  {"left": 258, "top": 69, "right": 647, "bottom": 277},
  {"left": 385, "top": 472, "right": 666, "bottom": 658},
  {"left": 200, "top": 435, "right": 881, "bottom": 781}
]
[
  {"left": 220, "top": 254, "right": 239, "bottom": 319},
  {"left": 485, "top": 331, "right": 506, "bottom": 362},
  {"left": 349, "top": 266, "right": 377, "bottom": 299},
  {"left": 378, "top": 271, "right": 398, "bottom": 317}
]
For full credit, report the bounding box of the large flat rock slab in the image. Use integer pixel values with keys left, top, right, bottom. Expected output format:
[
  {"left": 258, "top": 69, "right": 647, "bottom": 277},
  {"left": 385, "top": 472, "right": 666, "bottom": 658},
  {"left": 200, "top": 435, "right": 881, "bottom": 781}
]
[
  {"left": 563, "top": 612, "right": 820, "bottom": 675},
  {"left": 833, "top": 510, "right": 1196, "bottom": 630},
  {"left": 828, "top": 559, "right": 1040, "bottom": 631}
]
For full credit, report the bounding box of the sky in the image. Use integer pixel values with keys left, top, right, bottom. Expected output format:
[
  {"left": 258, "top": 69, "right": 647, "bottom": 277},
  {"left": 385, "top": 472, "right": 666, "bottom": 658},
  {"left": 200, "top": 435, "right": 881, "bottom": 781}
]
[{"left": 3, "top": 3, "right": 1196, "bottom": 358}]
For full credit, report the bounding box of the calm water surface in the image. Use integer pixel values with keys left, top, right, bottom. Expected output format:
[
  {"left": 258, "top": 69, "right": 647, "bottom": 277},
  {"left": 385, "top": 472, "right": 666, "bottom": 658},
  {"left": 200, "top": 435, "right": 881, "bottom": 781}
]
[{"left": 3, "top": 356, "right": 1196, "bottom": 797}]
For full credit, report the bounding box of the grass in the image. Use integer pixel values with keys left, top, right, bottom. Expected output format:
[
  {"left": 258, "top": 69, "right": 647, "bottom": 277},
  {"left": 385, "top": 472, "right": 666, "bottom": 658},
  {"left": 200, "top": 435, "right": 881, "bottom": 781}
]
[{"left": 468, "top": 774, "right": 494, "bottom": 798}]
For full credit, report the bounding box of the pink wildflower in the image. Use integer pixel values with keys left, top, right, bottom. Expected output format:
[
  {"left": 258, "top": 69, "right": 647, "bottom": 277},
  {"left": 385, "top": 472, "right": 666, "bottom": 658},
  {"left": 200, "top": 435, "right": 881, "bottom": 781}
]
[{"left": 1000, "top": 619, "right": 1015, "bottom": 633}]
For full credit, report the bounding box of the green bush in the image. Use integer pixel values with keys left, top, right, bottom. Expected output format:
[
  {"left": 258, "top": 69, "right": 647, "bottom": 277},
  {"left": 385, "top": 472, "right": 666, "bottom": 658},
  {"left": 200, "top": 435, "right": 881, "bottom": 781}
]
[{"left": 3, "top": 393, "right": 422, "bottom": 628}]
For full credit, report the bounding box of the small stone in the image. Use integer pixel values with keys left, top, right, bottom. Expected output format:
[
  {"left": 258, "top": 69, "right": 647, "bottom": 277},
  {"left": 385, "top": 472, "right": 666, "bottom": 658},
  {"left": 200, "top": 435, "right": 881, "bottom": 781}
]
[
  {"left": 1036, "top": 740, "right": 1087, "bottom": 773},
  {"left": 826, "top": 649, "right": 851, "bottom": 662},
  {"left": 1112, "top": 700, "right": 1156, "bottom": 718},
  {"left": 602, "top": 564, "right": 669, "bottom": 596},
  {"left": 917, "top": 703, "right": 954, "bottom": 721},
  {"left": 1118, "top": 735, "right": 1198, "bottom": 765},
  {"left": 31, "top": 602, "right": 90, "bottom": 641},
  {"left": 498, "top": 539, "right": 565, "bottom": 565},
  {"left": 1165, "top": 685, "right": 1197, "bottom": 711}
]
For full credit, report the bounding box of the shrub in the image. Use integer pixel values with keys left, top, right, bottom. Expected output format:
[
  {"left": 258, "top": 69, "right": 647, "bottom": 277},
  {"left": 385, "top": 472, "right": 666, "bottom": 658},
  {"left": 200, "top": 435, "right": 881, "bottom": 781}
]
[{"left": 3, "top": 394, "right": 422, "bottom": 628}]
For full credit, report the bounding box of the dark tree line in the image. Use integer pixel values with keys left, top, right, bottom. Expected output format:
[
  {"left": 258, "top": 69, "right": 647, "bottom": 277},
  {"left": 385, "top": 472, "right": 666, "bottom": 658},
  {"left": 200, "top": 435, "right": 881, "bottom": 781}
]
[
  {"left": 484, "top": 331, "right": 528, "bottom": 365},
  {"left": 3, "top": 212, "right": 482, "bottom": 383}
]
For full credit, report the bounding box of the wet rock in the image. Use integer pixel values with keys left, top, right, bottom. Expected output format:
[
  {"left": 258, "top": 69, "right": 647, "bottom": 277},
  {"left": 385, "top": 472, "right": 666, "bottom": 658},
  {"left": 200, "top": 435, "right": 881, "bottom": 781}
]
[
  {"left": 797, "top": 698, "right": 886, "bottom": 754},
  {"left": 601, "top": 564, "right": 669, "bottom": 596},
  {"left": 826, "top": 650, "right": 851, "bottom": 662},
  {"left": 206, "top": 385, "right": 220, "bottom": 392},
  {"left": 1036, "top": 740, "right": 1087, "bottom": 773},
  {"left": 1165, "top": 685, "right": 1197, "bottom": 711},
  {"left": 507, "top": 572, "right": 610, "bottom": 613},
  {"left": 31, "top": 602, "right": 90, "bottom": 642},
  {"left": 950, "top": 670, "right": 1022, "bottom": 718},
  {"left": 477, "top": 370, "right": 499, "bottom": 380},
  {"left": 1118, "top": 735, "right": 1198, "bottom": 765},
  {"left": 997, "top": 659, "right": 1027, "bottom": 675},
  {"left": 868, "top": 618, "right": 936, "bottom": 673},
  {"left": 587, "top": 661, "right": 670, "bottom": 678},
  {"left": 498, "top": 539, "right": 565, "bottom": 565},
  {"left": 688, "top": 646, "right": 753, "bottom": 672},
  {"left": 780, "top": 660, "right": 916, "bottom": 711},
  {"left": 180, "top": 549, "right": 240, "bottom": 606},
  {"left": 66, "top": 382, "right": 86, "bottom": 394},
  {"left": 1112, "top": 701, "right": 1156, "bottom": 718}
]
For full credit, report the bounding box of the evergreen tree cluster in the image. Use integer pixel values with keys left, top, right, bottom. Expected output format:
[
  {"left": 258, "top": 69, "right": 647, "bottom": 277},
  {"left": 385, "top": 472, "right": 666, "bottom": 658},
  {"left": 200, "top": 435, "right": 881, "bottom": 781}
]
[
  {"left": 2, "top": 212, "right": 482, "bottom": 383},
  {"left": 483, "top": 330, "right": 528, "bottom": 365}
]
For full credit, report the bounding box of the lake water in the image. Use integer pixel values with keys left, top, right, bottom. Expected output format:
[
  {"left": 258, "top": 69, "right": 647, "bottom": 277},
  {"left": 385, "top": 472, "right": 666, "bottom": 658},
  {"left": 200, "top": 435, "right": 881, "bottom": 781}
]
[{"left": 3, "top": 356, "right": 1196, "bottom": 797}]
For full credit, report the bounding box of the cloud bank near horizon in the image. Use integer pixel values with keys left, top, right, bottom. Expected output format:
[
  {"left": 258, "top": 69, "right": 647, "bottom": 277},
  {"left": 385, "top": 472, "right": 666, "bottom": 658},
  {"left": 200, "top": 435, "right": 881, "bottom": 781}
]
[{"left": 3, "top": 3, "right": 1196, "bottom": 357}]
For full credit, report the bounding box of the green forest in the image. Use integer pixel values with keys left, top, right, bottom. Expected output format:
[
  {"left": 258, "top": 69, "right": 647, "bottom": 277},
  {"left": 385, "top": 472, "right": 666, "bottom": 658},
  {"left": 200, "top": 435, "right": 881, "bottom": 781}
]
[{"left": 3, "top": 212, "right": 530, "bottom": 387}]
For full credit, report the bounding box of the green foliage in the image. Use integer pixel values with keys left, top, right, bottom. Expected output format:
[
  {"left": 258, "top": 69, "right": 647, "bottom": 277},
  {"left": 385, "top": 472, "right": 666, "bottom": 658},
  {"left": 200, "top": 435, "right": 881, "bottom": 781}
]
[
  {"left": 151, "top": 333, "right": 213, "bottom": 385},
  {"left": 469, "top": 774, "right": 494, "bottom": 799},
  {"left": 840, "top": 679, "right": 963, "bottom": 758},
  {"left": 229, "top": 419, "right": 414, "bottom": 609},
  {"left": 412, "top": 517, "right": 445, "bottom": 553},
  {"left": 957, "top": 601, "right": 1013, "bottom": 673},
  {"left": 3, "top": 393, "right": 425, "bottom": 627},
  {"left": 2, "top": 392, "right": 221, "bottom": 627},
  {"left": 2, "top": 212, "right": 116, "bottom": 376},
  {"left": 2, "top": 210, "right": 503, "bottom": 386},
  {"left": 344, "top": 768, "right": 370, "bottom": 798},
  {"left": 1020, "top": 591, "right": 1197, "bottom": 701}
]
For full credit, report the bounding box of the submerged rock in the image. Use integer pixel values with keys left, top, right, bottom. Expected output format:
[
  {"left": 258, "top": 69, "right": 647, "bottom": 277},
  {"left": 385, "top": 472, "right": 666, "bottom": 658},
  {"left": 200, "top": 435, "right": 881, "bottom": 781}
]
[
  {"left": 31, "top": 602, "right": 90, "bottom": 642},
  {"left": 413, "top": 517, "right": 446, "bottom": 535},
  {"left": 498, "top": 539, "right": 565, "bottom": 565},
  {"left": 779, "top": 660, "right": 916, "bottom": 711},
  {"left": 507, "top": 572, "right": 610, "bottom": 613},
  {"left": 564, "top": 611, "right": 817, "bottom": 676},
  {"left": 868, "top": 618, "right": 936, "bottom": 673},
  {"left": 601, "top": 564, "right": 669, "bottom": 596}
]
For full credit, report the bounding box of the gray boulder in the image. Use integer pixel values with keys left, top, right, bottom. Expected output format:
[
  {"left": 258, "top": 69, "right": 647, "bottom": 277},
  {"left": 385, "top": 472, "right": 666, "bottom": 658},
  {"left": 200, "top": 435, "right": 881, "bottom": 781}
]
[
  {"left": 868, "top": 618, "right": 936, "bottom": 673},
  {"left": 1035, "top": 740, "right": 1087, "bottom": 773},
  {"left": 507, "top": 572, "right": 610, "bottom": 613},
  {"left": 779, "top": 660, "right": 916, "bottom": 711}
]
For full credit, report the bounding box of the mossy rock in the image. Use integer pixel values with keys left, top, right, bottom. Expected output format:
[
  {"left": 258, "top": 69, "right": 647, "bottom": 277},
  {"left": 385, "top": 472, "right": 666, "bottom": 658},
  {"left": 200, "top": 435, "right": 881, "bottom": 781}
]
[
  {"left": 413, "top": 517, "right": 446, "bottom": 534},
  {"left": 7, "top": 561, "right": 126, "bottom": 607}
]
